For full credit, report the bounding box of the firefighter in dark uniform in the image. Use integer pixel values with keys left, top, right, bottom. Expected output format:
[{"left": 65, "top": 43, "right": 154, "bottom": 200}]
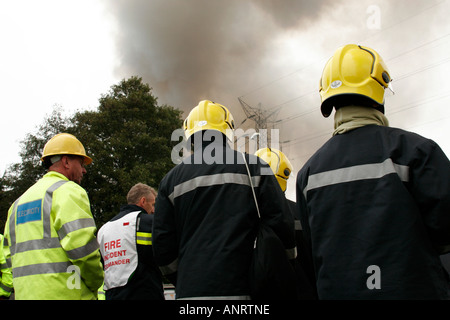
[
  {"left": 98, "top": 183, "right": 164, "bottom": 300},
  {"left": 153, "top": 100, "right": 296, "bottom": 300},
  {"left": 255, "top": 148, "right": 318, "bottom": 299},
  {"left": 296, "top": 44, "right": 450, "bottom": 299}
]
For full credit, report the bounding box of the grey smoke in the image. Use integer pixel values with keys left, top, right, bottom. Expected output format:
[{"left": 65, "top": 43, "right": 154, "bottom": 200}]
[
  {"left": 105, "top": 0, "right": 450, "bottom": 200},
  {"left": 107, "top": 0, "right": 337, "bottom": 114}
]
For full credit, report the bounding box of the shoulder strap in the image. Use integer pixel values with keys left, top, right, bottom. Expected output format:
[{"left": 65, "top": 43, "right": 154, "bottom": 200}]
[{"left": 241, "top": 152, "right": 260, "bottom": 219}]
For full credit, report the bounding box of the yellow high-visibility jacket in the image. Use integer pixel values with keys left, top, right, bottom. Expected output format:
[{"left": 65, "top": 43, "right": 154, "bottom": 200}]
[
  {"left": 3, "top": 171, "right": 104, "bottom": 300},
  {"left": 0, "top": 234, "right": 13, "bottom": 298}
]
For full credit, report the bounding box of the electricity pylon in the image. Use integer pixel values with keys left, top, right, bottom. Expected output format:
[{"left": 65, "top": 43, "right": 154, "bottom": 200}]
[{"left": 238, "top": 97, "right": 281, "bottom": 148}]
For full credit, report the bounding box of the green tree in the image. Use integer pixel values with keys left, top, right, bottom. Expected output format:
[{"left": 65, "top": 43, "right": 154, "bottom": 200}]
[
  {"left": 0, "top": 105, "right": 70, "bottom": 232},
  {"left": 71, "top": 76, "right": 183, "bottom": 225},
  {"left": 1, "top": 77, "right": 183, "bottom": 232}
]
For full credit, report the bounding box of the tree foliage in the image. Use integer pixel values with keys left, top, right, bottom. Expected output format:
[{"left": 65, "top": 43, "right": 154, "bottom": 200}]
[
  {"left": 0, "top": 105, "right": 71, "bottom": 231},
  {"left": 0, "top": 76, "right": 183, "bottom": 231}
]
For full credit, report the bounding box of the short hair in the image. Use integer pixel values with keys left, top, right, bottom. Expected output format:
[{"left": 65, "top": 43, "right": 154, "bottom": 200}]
[
  {"left": 42, "top": 154, "right": 84, "bottom": 170},
  {"left": 126, "top": 183, "right": 157, "bottom": 205}
]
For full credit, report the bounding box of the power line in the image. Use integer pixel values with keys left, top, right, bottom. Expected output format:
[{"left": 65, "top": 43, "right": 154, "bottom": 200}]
[
  {"left": 255, "top": 31, "right": 450, "bottom": 129},
  {"left": 235, "top": 1, "right": 450, "bottom": 160},
  {"left": 405, "top": 114, "right": 450, "bottom": 131},
  {"left": 386, "top": 33, "right": 450, "bottom": 63},
  {"left": 274, "top": 107, "right": 316, "bottom": 125},
  {"left": 238, "top": 0, "right": 448, "bottom": 100},
  {"left": 273, "top": 52, "right": 450, "bottom": 126},
  {"left": 281, "top": 130, "right": 331, "bottom": 148},
  {"left": 270, "top": 32, "right": 450, "bottom": 118},
  {"left": 394, "top": 55, "right": 450, "bottom": 81},
  {"left": 388, "top": 92, "right": 450, "bottom": 115},
  {"left": 279, "top": 92, "right": 450, "bottom": 149}
]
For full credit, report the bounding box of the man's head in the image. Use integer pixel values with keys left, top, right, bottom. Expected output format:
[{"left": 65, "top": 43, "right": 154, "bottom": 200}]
[
  {"left": 41, "top": 133, "right": 92, "bottom": 184},
  {"left": 319, "top": 44, "right": 393, "bottom": 117},
  {"left": 127, "top": 183, "right": 157, "bottom": 214}
]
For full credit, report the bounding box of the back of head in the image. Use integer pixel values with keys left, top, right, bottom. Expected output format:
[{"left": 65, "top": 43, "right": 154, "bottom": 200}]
[
  {"left": 319, "top": 44, "right": 392, "bottom": 118},
  {"left": 183, "top": 100, "right": 235, "bottom": 144},
  {"left": 127, "top": 183, "right": 156, "bottom": 205},
  {"left": 254, "top": 148, "right": 293, "bottom": 192}
]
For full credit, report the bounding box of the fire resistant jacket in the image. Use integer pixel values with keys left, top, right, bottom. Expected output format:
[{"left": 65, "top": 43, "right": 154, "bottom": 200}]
[
  {"left": 153, "top": 140, "right": 296, "bottom": 299},
  {"left": 3, "top": 171, "right": 104, "bottom": 300},
  {"left": 297, "top": 124, "right": 450, "bottom": 299},
  {"left": 286, "top": 200, "right": 318, "bottom": 299},
  {"left": 98, "top": 204, "right": 164, "bottom": 300}
]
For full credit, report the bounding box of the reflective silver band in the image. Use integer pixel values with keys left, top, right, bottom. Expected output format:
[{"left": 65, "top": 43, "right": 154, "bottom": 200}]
[
  {"left": 169, "top": 173, "right": 261, "bottom": 204},
  {"left": 8, "top": 198, "right": 21, "bottom": 256},
  {"left": 57, "top": 218, "right": 96, "bottom": 240},
  {"left": 303, "top": 158, "right": 409, "bottom": 199},
  {"left": 65, "top": 238, "right": 100, "bottom": 260},
  {"left": 136, "top": 232, "right": 152, "bottom": 245},
  {"left": 43, "top": 181, "right": 68, "bottom": 238},
  {"left": 13, "top": 237, "right": 61, "bottom": 254},
  {"left": 12, "top": 261, "right": 72, "bottom": 278},
  {"left": 0, "top": 282, "right": 13, "bottom": 293}
]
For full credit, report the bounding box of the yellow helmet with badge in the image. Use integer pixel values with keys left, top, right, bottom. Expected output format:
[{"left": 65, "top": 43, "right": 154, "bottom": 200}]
[
  {"left": 319, "top": 44, "right": 392, "bottom": 117},
  {"left": 41, "top": 133, "right": 93, "bottom": 165},
  {"left": 183, "top": 100, "right": 235, "bottom": 142},
  {"left": 254, "top": 148, "right": 293, "bottom": 192}
]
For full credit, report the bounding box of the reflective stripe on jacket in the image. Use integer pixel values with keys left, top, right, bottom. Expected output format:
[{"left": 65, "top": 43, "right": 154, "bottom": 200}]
[{"left": 3, "top": 171, "right": 104, "bottom": 300}]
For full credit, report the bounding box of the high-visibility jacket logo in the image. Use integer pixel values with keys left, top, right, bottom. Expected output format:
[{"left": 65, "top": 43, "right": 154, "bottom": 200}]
[{"left": 16, "top": 199, "right": 42, "bottom": 224}]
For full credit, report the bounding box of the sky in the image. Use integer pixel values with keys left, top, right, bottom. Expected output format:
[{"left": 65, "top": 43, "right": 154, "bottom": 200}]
[{"left": 1, "top": 0, "right": 449, "bottom": 201}]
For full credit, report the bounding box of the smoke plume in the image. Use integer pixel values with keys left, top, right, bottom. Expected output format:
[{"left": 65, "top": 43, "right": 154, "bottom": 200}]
[
  {"left": 108, "top": 0, "right": 335, "bottom": 115},
  {"left": 104, "top": 0, "right": 450, "bottom": 200}
]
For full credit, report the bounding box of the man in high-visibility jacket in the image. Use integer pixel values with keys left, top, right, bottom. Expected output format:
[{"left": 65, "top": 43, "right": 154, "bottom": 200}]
[
  {"left": 3, "top": 133, "right": 104, "bottom": 300},
  {"left": 0, "top": 234, "right": 13, "bottom": 299}
]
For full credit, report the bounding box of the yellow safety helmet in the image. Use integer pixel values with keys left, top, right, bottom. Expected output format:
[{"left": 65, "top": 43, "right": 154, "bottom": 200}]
[
  {"left": 319, "top": 44, "right": 392, "bottom": 118},
  {"left": 183, "top": 100, "right": 235, "bottom": 142},
  {"left": 41, "top": 133, "right": 93, "bottom": 165},
  {"left": 254, "top": 148, "right": 293, "bottom": 192}
]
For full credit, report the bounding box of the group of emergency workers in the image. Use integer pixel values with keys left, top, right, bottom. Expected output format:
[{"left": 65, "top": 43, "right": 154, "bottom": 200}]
[{"left": 1, "top": 43, "right": 449, "bottom": 300}]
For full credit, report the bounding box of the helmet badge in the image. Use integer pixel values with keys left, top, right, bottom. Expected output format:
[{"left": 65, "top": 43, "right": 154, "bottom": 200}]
[{"left": 331, "top": 80, "right": 342, "bottom": 89}]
